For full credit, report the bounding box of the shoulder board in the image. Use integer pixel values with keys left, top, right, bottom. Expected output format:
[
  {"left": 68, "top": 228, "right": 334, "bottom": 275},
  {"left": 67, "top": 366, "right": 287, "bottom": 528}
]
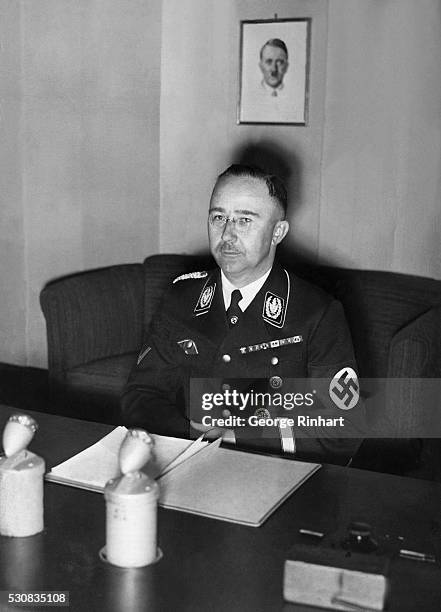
[{"left": 173, "top": 271, "right": 208, "bottom": 284}]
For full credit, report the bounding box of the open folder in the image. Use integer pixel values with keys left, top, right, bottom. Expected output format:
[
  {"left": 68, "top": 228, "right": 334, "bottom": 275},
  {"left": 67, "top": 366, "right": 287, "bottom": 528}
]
[{"left": 46, "top": 427, "right": 320, "bottom": 527}]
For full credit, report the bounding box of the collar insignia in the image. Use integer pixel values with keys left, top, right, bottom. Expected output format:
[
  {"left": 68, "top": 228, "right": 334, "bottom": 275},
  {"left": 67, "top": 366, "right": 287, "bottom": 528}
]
[
  {"left": 262, "top": 291, "right": 286, "bottom": 328},
  {"left": 173, "top": 271, "right": 208, "bottom": 284},
  {"left": 194, "top": 280, "right": 216, "bottom": 315}
]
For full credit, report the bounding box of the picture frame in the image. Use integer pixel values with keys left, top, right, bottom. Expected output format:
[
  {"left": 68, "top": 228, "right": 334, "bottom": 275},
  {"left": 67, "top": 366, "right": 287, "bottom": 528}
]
[{"left": 238, "top": 18, "right": 311, "bottom": 126}]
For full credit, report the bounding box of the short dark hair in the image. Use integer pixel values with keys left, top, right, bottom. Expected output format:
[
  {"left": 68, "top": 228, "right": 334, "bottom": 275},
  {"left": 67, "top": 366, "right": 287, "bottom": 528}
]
[
  {"left": 260, "top": 38, "right": 288, "bottom": 60},
  {"left": 214, "top": 164, "right": 288, "bottom": 216}
]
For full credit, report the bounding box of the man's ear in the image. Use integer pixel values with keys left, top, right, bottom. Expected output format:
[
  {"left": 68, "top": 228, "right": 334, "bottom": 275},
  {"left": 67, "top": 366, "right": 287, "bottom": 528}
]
[{"left": 272, "top": 220, "right": 289, "bottom": 245}]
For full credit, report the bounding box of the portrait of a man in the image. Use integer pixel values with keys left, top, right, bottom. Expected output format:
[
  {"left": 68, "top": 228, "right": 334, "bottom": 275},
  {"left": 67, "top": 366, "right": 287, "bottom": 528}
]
[
  {"left": 259, "top": 38, "right": 289, "bottom": 95},
  {"left": 239, "top": 19, "right": 310, "bottom": 125}
]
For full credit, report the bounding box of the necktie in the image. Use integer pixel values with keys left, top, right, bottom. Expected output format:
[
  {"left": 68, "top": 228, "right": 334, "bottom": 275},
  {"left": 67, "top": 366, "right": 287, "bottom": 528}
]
[{"left": 227, "top": 289, "right": 242, "bottom": 328}]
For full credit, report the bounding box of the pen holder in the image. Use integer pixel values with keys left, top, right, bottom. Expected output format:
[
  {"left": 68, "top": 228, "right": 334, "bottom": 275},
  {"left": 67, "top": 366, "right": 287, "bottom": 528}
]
[{"left": 0, "top": 450, "right": 45, "bottom": 537}]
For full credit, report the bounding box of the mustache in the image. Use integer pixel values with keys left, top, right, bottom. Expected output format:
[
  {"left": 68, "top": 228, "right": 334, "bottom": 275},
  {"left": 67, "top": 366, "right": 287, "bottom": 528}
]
[{"left": 217, "top": 242, "right": 242, "bottom": 254}]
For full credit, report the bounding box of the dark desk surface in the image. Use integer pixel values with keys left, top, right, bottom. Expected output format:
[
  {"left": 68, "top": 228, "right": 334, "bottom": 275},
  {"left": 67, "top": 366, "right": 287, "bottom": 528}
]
[{"left": 0, "top": 406, "right": 440, "bottom": 612}]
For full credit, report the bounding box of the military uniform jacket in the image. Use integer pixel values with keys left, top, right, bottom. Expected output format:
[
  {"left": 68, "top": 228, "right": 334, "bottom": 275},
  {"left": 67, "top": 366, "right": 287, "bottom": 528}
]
[{"left": 121, "top": 262, "right": 364, "bottom": 465}]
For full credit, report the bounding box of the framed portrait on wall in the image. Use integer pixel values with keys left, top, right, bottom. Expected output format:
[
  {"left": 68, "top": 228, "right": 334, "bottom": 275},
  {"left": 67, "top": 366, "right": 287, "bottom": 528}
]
[{"left": 238, "top": 18, "right": 311, "bottom": 126}]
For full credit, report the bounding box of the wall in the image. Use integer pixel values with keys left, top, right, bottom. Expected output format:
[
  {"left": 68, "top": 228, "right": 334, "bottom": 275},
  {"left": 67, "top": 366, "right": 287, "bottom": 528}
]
[
  {"left": 1, "top": 0, "right": 161, "bottom": 367},
  {"left": 0, "top": 1, "right": 26, "bottom": 364},
  {"left": 160, "top": 0, "right": 328, "bottom": 260},
  {"left": 319, "top": 0, "right": 441, "bottom": 277},
  {"left": 160, "top": 0, "right": 441, "bottom": 279},
  {"left": 2, "top": 0, "right": 440, "bottom": 368}
]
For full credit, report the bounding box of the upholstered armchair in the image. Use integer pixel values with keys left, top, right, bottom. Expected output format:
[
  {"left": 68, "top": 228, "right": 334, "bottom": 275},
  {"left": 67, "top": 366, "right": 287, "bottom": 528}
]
[{"left": 40, "top": 254, "right": 441, "bottom": 478}]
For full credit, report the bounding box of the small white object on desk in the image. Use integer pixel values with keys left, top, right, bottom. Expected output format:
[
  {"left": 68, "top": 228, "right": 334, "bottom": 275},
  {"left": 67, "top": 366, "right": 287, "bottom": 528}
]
[
  {"left": 103, "top": 429, "right": 160, "bottom": 568},
  {"left": 0, "top": 414, "right": 45, "bottom": 537}
]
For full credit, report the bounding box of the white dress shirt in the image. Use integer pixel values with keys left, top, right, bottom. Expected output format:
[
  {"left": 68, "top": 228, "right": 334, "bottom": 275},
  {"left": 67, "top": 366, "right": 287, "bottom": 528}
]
[
  {"left": 261, "top": 80, "right": 285, "bottom": 97},
  {"left": 221, "top": 268, "right": 272, "bottom": 312}
]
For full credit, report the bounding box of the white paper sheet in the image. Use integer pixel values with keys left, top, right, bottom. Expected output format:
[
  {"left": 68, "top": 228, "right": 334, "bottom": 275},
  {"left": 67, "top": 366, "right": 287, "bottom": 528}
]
[
  {"left": 46, "top": 427, "right": 207, "bottom": 492},
  {"left": 159, "top": 441, "right": 320, "bottom": 527}
]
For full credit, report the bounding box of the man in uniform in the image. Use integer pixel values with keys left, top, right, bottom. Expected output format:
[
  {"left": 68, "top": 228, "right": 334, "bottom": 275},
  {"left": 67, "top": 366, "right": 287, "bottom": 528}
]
[{"left": 121, "top": 165, "right": 363, "bottom": 465}]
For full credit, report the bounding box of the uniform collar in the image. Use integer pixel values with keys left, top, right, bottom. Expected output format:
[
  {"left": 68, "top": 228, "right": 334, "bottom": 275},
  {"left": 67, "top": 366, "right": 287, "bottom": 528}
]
[
  {"left": 221, "top": 268, "right": 272, "bottom": 312},
  {"left": 191, "top": 268, "right": 227, "bottom": 345},
  {"left": 243, "top": 262, "right": 291, "bottom": 330},
  {"left": 191, "top": 262, "right": 291, "bottom": 346}
]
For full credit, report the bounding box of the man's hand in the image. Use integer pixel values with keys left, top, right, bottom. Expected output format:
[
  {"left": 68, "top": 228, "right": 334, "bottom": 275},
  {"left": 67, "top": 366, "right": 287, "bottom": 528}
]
[{"left": 190, "top": 420, "right": 236, "bottom": 444}]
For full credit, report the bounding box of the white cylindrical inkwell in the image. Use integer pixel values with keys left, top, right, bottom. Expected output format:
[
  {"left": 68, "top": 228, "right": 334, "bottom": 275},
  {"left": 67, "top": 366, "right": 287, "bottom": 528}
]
[
  {"left": 0, "top": 414, "right": 44, "bottom": 537},
  {"left": 103, "top": 429, "right": 159, "bottom": 568},
  {"left": 105, "top": 473, "right": 159, "bottom": 567}
]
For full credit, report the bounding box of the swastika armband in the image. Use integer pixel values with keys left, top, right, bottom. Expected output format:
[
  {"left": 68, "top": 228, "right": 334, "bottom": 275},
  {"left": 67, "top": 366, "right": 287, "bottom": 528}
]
[{"left": 328, "top": 367, "right": 359, "bottom": 410}]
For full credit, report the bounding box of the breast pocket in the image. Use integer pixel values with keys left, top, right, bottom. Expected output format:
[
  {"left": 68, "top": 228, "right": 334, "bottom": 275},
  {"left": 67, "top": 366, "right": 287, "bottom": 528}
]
[
  {"left": 278, "top": 343, "right": 304, "bottom": 362},
  {"left": 233, "top": 344, "right": 304, "bottom": 378},
  {"left": 275, "top": 345, "right": 306, "bottom": 379},
  {"left": 176, "top": 337, "right": 218, "bottom": 379}
]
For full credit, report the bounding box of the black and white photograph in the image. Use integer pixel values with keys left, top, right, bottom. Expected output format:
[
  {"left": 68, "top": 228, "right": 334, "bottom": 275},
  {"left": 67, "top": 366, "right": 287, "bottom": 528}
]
[
  {"left": 238, "top": 18, "right": 310, "bottom": 125},
  {"left": 0, "top": 1, "right": 440, "bottom": 611}
]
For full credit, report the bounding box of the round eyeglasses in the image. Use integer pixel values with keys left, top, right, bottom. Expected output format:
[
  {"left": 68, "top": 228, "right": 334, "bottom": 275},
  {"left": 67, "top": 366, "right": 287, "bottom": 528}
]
[{"left": 208, "top": 213, "right": 253, "bottom": 234}]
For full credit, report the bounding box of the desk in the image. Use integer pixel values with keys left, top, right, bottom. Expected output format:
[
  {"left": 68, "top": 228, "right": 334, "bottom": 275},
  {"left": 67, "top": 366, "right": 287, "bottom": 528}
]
[{"left": 0, "top": 406, "right": 440, "bottom": 612}]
